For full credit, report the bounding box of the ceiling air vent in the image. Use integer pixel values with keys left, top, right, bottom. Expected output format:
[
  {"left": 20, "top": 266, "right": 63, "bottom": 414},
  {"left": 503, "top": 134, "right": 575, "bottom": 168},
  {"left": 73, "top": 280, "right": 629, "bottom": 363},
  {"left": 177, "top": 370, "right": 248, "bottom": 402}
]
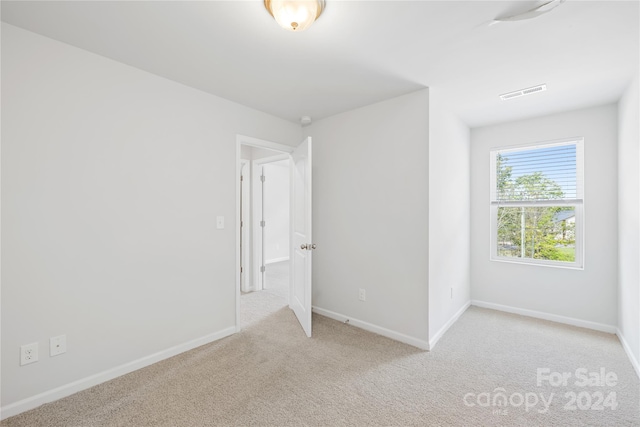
[{"left": 500, "top": 84, "right": 547, "bottom": 101}]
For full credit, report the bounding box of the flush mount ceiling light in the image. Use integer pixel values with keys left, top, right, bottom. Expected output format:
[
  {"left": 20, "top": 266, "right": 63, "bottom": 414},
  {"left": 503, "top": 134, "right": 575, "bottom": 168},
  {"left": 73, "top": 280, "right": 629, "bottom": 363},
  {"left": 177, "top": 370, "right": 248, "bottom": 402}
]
[
  {"left": 491, "top": 0, "right": 565, "bottom": 26},
  {"left": 264, "top": 0, "right": 325, "bottom": 32}
]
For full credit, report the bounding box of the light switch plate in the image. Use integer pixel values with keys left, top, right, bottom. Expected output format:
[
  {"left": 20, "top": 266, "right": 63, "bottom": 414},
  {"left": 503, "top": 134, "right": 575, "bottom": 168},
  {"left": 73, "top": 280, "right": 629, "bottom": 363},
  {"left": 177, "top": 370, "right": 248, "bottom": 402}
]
[{"left": 216, "top": 216, "right": 225, "bottom": 229}]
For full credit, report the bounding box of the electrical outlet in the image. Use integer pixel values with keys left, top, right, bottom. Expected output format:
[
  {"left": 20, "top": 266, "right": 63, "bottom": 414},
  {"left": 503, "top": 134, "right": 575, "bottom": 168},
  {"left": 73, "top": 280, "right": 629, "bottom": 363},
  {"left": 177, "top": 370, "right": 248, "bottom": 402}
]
[
  {"left": 358, "top": 288, "right": 366, "bottom": 301},
  {"left": 20, "top": 342, "right": 39, "bottom": 366},
  {"left": 50, "top": 335, "right": 67, "bottom": 357}
]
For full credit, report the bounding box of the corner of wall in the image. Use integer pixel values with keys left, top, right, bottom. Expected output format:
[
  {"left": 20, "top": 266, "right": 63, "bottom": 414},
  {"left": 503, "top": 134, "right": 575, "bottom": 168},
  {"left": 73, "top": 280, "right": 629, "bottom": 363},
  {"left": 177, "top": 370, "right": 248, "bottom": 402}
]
[
  {"left": 617, "top": 72, "right": 640, "bottom": 372},
  {"left": 427, "top": 89, "right": 472, "bottom": 347}
]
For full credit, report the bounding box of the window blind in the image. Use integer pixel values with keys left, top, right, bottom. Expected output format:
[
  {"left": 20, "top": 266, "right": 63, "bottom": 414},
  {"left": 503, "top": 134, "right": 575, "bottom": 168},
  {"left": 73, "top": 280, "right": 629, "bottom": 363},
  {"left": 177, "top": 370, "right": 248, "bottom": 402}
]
[{"left": 491, "top": 140, "right": 583, "bottom": 205}]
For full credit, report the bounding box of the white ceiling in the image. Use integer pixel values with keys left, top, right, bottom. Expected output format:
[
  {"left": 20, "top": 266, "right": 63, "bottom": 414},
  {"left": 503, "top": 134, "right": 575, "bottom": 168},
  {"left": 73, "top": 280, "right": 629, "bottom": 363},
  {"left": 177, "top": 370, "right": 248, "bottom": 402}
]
[{"left": 2, "top": 1, "right": 638, "bottom": 127}]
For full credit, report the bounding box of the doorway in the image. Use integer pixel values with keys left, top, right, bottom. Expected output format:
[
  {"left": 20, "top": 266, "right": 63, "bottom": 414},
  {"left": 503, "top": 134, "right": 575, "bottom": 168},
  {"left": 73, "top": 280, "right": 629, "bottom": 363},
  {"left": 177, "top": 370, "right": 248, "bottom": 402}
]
[
  {"left": 241, "top": 148, "right": 291, "bottom": 326},
  {"left": 236, "top": 137, "right": 291, "bottom": 330},
  {"left": 235, "top": 135, "right": 314, "bottom": 336}
]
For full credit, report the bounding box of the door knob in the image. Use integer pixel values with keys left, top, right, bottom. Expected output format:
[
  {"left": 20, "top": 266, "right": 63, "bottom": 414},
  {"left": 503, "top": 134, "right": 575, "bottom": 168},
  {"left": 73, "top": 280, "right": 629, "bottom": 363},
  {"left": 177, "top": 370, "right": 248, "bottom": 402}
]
[
  {"left": 300, "top": 243, "right": 317, "bottom": 250},
  {"left": 301, "top": 244, "right": 308, "bottom": 250},
  {"left": 311, "top": 244, "right": 317, "bottom": 250}
]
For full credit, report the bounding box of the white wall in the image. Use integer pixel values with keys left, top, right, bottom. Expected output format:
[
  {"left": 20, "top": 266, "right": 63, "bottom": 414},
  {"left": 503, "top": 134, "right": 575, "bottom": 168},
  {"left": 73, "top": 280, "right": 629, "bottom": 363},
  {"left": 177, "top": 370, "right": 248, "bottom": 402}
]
[
  {"left": 263, "top": 161, "right": 290, "bottom": 263},
  {"left": 470, "top": 104, "right": 619, "bottom": 328},
  {"left": 1, "top": 24, "right": 301, "bottom": 412},
  {"left": 304, "top": 89, "right": 430, "bottom": 347},
  {"left": 428, "top": 89, "right": 471, "bottom": 347},
  {"left": 617, "top": 73, "right": 640, "bottom": 373}
]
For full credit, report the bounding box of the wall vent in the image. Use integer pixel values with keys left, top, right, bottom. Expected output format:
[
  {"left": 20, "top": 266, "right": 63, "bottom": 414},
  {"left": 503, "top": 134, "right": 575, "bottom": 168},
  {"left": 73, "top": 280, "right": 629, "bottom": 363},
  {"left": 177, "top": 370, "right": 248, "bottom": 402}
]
[{"left": 500, "top": 84, "right": 547, "bottom": 100}]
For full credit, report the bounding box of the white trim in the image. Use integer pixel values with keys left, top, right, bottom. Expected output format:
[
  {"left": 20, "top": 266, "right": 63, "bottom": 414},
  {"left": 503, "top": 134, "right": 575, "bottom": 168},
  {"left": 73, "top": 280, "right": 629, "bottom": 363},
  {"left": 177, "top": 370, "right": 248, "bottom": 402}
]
[
  {"left": 616, "top": 328, "right": 640, "bottom": 379},
  {"left": 471, "top": 300, "right": 616, "bottom": 333},
  {"left": 240, "top": 159, "right": 251, "bottom": 293},
  {"left": 490, "top": 136, "right": 584, "bottom": 153},
  {"left": 0, "top": 327, "right": 236, "bottom": 420},
  {"left": 236, "top": 140, "right": 242, "bottom": 329},
  {"left": 237, "top": 135, "right": 294, "bottom": 153},
  {"left": 252, "top": 161, "right": 265, "bottom": 291},
  {"left": 265, "top": 256, "right": 290, "bottom": 265},
  {"left": 490, "top": 257, "right": 584, "bottom": 271},
  {"left": 252, "top": 153, "right": 290, "bottom": 165},
  {"left": 428, "top": 301, "right": 471, "bottom": 350},
  {"left": 312, "top": 306, "right": 430, "bottom": 350}
]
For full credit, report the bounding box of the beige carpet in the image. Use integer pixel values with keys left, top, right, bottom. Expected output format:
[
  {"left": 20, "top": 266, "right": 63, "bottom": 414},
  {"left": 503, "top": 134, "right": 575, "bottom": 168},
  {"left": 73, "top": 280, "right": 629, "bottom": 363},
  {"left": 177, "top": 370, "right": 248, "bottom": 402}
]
[{"left": 2, "top": 305, "right": 639, "bottom": 426}]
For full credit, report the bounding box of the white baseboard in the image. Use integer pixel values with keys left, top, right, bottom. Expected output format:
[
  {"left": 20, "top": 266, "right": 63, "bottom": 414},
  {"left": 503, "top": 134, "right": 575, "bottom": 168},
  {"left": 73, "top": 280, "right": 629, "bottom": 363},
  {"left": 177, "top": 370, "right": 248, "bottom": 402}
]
[
  {"left": 429, "top": 301, "right": 471, "bottom": 350},
  {"left": 471, "top": 300, "right": 617, "bottom": 334},
  {"left": 616, "top": 328, "right": 640, "bottom": 379},
  {"left": 265, "top": 257, "right": 289, "bottom": 265},
  {"left": 0, "top": 326, "right": 236, "bottom": 421},
  {"left": 312, "top": 306, "right": 430, "bottom": 350}
]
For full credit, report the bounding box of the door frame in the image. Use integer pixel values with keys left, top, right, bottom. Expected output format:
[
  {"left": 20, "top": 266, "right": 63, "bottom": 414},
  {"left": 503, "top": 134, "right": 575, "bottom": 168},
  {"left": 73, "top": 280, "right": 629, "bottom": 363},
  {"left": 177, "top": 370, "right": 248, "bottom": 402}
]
[
  {"left": 252, "top": 153, "right": 291, "bottom": 292},
  {"left": 235, "top": 135, "right": 294, "bottom": 332},
  {"left": 240, "top": 159, "right": 250, "bottom": 293}
]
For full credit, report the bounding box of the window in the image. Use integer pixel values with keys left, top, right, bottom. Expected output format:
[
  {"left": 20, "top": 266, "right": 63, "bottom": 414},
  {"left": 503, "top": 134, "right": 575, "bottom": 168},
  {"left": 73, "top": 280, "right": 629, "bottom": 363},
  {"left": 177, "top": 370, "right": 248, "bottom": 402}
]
[{"left": 490, "top": 138, "right": 584, "bottom": 268}]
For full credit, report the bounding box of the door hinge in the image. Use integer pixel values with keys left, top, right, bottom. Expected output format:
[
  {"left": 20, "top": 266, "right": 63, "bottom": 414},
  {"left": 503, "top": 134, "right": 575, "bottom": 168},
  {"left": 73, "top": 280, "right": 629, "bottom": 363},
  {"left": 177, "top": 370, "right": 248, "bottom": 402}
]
[
  {"left": 260, "top": 220, "right": 266, "bottom": 227},
  {"left": 260, "top": 266, "right": 266, "bottom": 273},
  {"left": 241, "top": 266, "right": 243, "bottom": 273},
  {"left": 260, "top": 175, "right": 266, "bottom": 182},
  {"left": 240, "top": 175, "right": 244, "bottom": 182}
]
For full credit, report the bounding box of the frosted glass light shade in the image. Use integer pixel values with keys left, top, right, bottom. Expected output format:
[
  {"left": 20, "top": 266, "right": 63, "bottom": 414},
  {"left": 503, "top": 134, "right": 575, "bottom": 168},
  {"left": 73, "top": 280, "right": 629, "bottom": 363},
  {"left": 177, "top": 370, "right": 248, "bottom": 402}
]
[{"left": 264, "top": 0, "right": 325, "bottom": 32}]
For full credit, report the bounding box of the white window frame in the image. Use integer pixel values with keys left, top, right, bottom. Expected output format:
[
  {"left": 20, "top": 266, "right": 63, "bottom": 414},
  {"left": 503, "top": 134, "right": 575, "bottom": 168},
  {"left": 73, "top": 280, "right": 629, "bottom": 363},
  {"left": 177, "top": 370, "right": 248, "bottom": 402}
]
[{"left": 489, "top": 137, "right": 584, "bottom": 269}]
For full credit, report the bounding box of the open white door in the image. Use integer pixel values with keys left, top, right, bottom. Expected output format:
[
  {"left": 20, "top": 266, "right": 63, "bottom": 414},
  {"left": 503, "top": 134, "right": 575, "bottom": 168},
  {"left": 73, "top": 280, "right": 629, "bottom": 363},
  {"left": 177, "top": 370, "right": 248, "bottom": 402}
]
[{"left": 290, "top": 137, "right": 313, "bottom": 337}]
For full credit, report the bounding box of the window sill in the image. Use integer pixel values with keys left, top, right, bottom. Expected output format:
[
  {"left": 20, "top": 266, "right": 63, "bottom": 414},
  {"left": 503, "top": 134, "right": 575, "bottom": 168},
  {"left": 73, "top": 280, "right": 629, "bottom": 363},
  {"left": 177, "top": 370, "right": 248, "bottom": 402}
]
[{"left": 490, "top": 257, "right": 584, "bottom": 271}]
